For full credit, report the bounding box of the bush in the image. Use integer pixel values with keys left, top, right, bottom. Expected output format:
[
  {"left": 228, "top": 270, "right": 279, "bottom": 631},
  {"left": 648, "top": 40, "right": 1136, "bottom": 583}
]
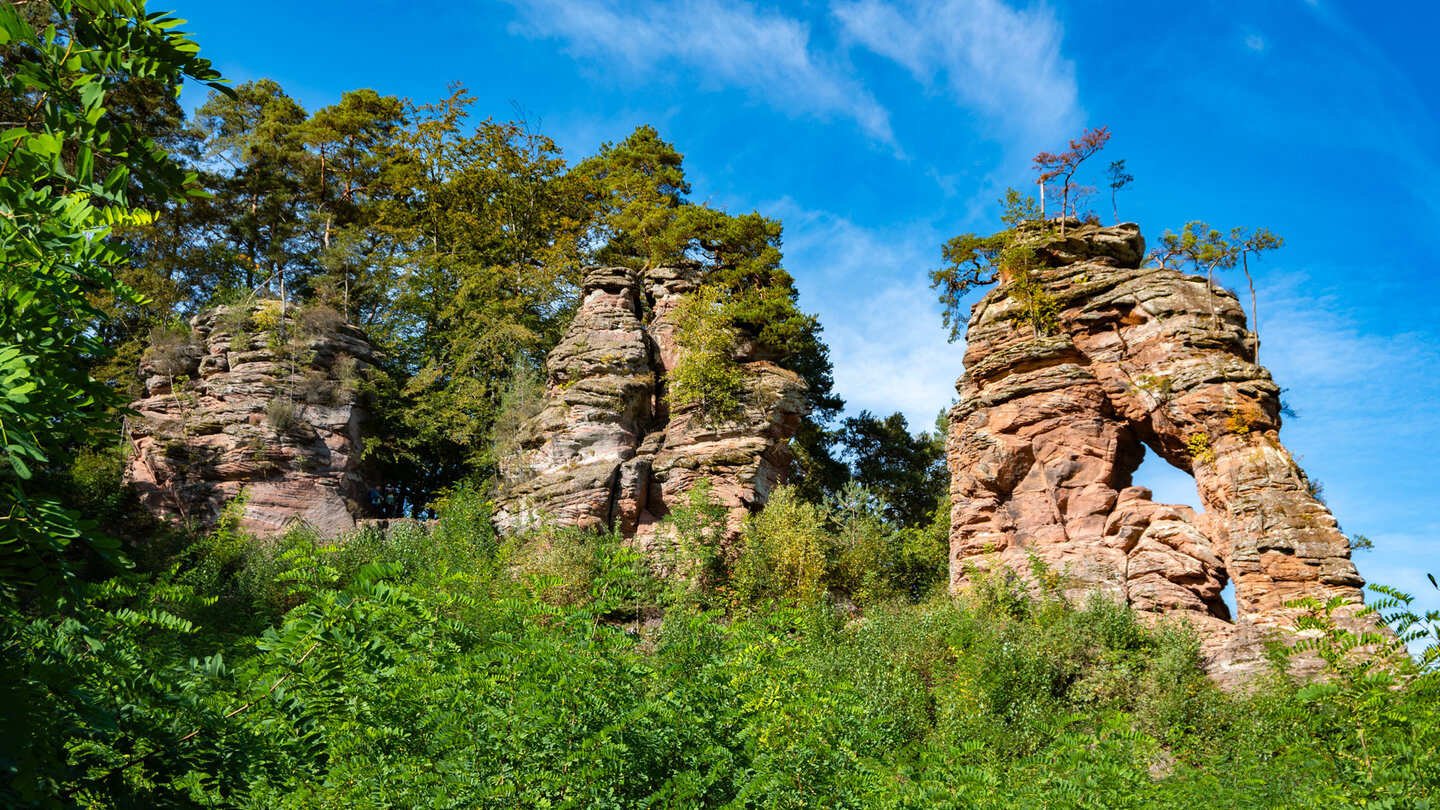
[
  {"left": 251, "top": 300, "right": 285, "bottom": 333},
  {"left": 66, "top": 445, "right": 129, "bottom": 522},
  {"left": 652, "top": 480, "right": 730, "bottom": 602},
  {"left": 296, "top": 304, "right": 345, "bottom": 336},
  {"left": 265, "top": 399, "right": 302, "bottom": 434},
  {"left": 824, "top": 483, "right": 899, "bottom": 604},
  {"left": 213, "top": 304, "right": 253, "bottom": 336},
  {"left": 733, "top": 486, "right": 828, "bottom": 605},
  {"left": 28, "top": 474, "right": 1437, "bottom": 809},
  {"left": 142, "top": 324, "right": 199, "bottom": 377},
  {"left": 296, "top": 371, "right": 339, "bottom": 405}
]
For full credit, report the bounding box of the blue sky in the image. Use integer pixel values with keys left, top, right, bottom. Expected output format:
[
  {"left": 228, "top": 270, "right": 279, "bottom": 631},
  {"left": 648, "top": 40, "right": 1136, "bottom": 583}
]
[{"left": 175, "top": 0, "right": 1439, "bottom": 620}]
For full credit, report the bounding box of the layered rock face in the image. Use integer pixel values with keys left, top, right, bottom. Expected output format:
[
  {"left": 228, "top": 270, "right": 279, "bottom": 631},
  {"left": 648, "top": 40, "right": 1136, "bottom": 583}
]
[
  {"left": 494, "top": 265, "right": 809, "bottom": 544},
  {"left": 948, "top": 222, "right": 1367, "bottom": 680},
  {"left": 125, "top": 303, "right": 379, "bottom": 537}
]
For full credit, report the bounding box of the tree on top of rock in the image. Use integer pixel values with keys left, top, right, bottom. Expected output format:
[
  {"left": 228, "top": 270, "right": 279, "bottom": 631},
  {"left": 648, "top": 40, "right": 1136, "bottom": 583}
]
[
  {"left": 573, "top": 124, "right": 689, "bottom": 269},
  {"left": 1034, "top": 126, "right": 1110, "bottom": 234},
  {"left": 1154, "top": 222, "right": 1283, "bottom": 351},
  {"left": 930, "top": 189, "right": 1053, "bottom": 341},
  {"left": 1107, "top": 159, "right": 1133, "bottom": 225}
]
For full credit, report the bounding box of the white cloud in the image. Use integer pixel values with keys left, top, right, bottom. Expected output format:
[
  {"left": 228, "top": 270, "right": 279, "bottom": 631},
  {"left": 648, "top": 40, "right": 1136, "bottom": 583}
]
[
  {"left": 505, "top": 0, "right": 896, "bottom": 145},
  {"left": 832, "top": 0, "right": 1081, "bottom": 150},
  {"left": 765, "top": 198, "right": 965, "bottom": 430},
  {"left": 1245, "top": 34, "right": 1266, "bottom": 51},
  {"left": 1255, "top": 270, "right": 1440, "bottom": 643}
]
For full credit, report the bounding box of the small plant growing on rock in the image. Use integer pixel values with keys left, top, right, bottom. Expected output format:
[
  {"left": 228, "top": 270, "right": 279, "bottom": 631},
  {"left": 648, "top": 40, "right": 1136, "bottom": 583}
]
[
  {"left": 1132, "top": 374, "right": 1174, "bottom": 401},
  {"left": 265, "top": 399, "right": 301, "bottom": 434},
  {"left": 214, "top": 305, "right": 253, "bottom": 336},
  {"left": 297, "top": 304, "right": 345, "bottom": 336},
  {"left": 1002, "top": 241, "right": 1060, "bottom": 338},
  {"left": 252, "top": 300, "right": 285, "bottom": 333},
  {"left": 143, "top": 324, "right": 199, "bottom": 378},
  {"left": 1186, "top": 432, "right": 1215, "bottom": 465},
  {"left": 297, "top": 371, "right": 340, "bottom": 406},
  {"left": 332, "top": 355, "right": 361, "bottom": 402},
  {"left": 1225, "top": 402, "right": 1263, "bottom": 435}
]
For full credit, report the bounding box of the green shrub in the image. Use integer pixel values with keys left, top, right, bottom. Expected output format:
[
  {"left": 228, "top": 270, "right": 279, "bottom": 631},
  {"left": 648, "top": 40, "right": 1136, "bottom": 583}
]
[
  {"left": 823, "top": 483, "right": 897, "bottom": 604},
  {"left": 669, "top": 284, "right": 747, "bottom": 421},
  {"left": 66, "top": 445, "right": 129, "bottom": 522},
  {"left": 142, "top": 323, "right": 199, "bottom": 377},
  {"left": 296, "top": 370, "right": 339, "bottom": 405},
  {"left": 733, "top": 486, "right": 828, "bottom": 605},
  {"left": 213, "top": 304, "right": 253, "bottom": 336},
  {"left": 296, "top": 304, "right": 345, "bottom": 336},
  {"left": 651, "top": 479, "right": 730, "bottom": 603},
  {"left": 265, "top": 399, "right": 302, "bottom": 434}
]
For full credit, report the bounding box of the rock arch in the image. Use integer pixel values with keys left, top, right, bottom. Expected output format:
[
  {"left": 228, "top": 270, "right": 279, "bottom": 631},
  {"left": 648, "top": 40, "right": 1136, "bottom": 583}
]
[{"left": 947, "top": 222, "right": 1367, "bottom": 682}]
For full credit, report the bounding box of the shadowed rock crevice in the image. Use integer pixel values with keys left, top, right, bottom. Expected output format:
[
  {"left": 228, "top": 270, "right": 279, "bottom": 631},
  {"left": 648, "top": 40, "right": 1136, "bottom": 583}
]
[
  {"left": 494, "top": 265, "right": 810, "bottom": 547},
  {"left": 948, "top": 222, "right": 1368, "bottom": 685}
]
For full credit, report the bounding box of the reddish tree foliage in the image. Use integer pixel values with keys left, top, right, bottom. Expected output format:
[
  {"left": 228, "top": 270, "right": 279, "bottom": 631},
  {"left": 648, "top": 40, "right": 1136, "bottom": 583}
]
[{"left": 1034, "top": 126, "right": 1111, "bottom": 234}]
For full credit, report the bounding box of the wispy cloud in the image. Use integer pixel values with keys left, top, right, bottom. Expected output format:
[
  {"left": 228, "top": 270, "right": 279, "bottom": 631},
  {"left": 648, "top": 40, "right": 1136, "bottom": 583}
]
[
  {"left": 1256, "top": 270, "right": 1440, "bottom": 632},
  {"left": 765, "top": 198, "right": 963, "bottom": 429},
  {"left": 505, "top": 0, "right": 896, "bottom": 146},
  {"left": 831, "top": 0, "right": 1081, "bottom": 151}
]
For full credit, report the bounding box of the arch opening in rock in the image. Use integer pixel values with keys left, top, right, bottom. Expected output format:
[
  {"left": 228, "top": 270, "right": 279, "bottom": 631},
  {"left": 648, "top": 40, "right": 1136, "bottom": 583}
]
[{"left": 1131, "top": 446, "right": 1204, "bottom": 515}]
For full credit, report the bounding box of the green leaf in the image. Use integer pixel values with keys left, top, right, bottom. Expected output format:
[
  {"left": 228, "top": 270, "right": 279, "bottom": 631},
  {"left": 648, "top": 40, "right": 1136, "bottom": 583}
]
[
  {"left": 27, "top": 132, "right": 62, "bottom": 158},
  {"left": 8, "top": 453, "right": 32, "bottom": 479}
]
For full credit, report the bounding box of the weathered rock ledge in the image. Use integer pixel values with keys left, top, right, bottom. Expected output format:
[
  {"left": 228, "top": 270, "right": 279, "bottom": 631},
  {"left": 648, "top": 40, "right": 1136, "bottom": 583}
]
[{"left": 947, "top": 221, "right": 1371, "bottom": 686}]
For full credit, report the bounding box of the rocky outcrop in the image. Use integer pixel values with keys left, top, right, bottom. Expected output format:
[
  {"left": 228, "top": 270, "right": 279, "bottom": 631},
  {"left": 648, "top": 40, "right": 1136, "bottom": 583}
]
[
  {"left": 495, "top": 265, "right": 809, "bottom": 545},
  {"left": 948, "top": 221, "right": 1369, "bottom": 684},
  {"left": 125, "top": 303, "right": 379, "bottom": 537}
]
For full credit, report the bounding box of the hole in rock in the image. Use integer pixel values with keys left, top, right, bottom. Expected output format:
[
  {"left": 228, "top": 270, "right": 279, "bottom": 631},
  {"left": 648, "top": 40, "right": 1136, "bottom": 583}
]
[
  {"left": 1221, "top": 580, "right": 1237, "bottom": 617},
  {"left": 1130, "top": 446, "right": 1204, "bottom": 513}
]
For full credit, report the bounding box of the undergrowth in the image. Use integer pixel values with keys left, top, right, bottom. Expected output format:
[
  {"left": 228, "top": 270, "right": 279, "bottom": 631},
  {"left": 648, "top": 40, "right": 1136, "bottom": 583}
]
[{"left": 3, "top": 484, "right": 1436, "bottom": 808}]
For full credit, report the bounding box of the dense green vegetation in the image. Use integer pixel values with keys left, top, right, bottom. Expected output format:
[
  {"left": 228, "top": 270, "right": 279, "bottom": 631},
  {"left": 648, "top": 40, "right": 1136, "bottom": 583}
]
[
  {"left": 3, "top": 3, "right": 1439, "bottom": 808},
  {"left": 7, "top": 485, "right": 1439, "bottom": 808}
]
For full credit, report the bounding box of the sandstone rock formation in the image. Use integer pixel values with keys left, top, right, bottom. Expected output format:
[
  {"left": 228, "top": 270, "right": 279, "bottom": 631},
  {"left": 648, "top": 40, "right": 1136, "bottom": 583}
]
[
  {"left": 125, "top": 302, "right": 379, "bottom": 537},
  {"left": 494, "top": 265, "right": 809, "bottom": 545},
  {"left": 947, "top": 221, "right": 1368, "bottom": 683}
]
